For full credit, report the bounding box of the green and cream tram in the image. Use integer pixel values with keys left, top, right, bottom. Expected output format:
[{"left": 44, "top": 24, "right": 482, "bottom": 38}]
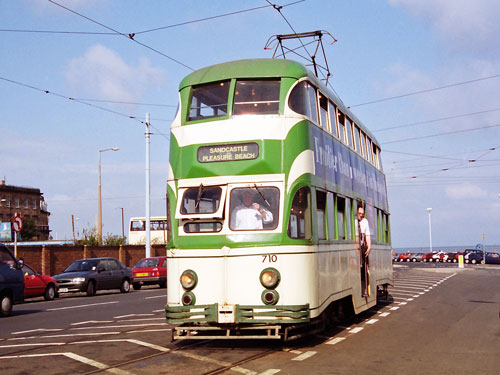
[{"left": 165, "top": 59, "right": 392, "bottom": 340}]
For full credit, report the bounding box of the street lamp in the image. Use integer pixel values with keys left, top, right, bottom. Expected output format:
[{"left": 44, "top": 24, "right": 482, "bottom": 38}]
[
  {"left": 98, "top": 147, "right": 119, "bottom": 245},
  {"left": 426, "top": 208, "right": 433, "bottom": 253}
]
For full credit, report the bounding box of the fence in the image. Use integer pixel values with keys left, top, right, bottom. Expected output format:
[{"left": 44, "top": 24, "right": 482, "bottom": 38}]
[{"left": 16, "top": 244, "right": 167, "bottom": 276}]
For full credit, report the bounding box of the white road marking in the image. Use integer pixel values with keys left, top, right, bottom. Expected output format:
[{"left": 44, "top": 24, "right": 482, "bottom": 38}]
[
  {"left": 146, "top": 295, "right": 166, "bottom": 299},
  {"left": 389, "top": 306, "right": 400, "bottom": 311},
  {"left": 117, "top": 317, "right": 165, "bottom": 322},
  {"left": 0, "top": 352, "right": 132, "bottom": 375},
  {"left": 292, "top": 351, "right": 316, "bottom": 361},
  {"left": 71, "top": 320, "right": 113, "bottom": 326},
  {"left": 379, "top": 312, "right": 390, "bottom": 317},
  {"left": 127, "top": 328, "right": 171, "bottom": 333},
  {"left": 12, "top": 328, "right": 63, "bottom": 335},
  {"left": 326, "top": 337, "right": 346, "bottom": 345},
  {"left": 71, "top": 323, "right": 167, "bottom": 330},
  {"left": 47, "top": 301, "right": 119, "bottom": 311},
  {"left": 113, "top": 313, "right": 154, "bottom": 319},
  {"left": 175, "top": 351, "right": 257, "bottom": 375},
  {"left": 152, "top": 309, "right": 164, "bottom": 313},
  {"left": 8, "top": 332, "right": 120, "bottom": 341},
  {"left": 365, "top": 319, "right": 378, "bottom": 325},
  {"left": 349, "top": 327, "right": 364, "bottom": 334},
  {"left": 259, "top": 370, "right": 280, "bottom": 375},
  {"left": 0, "top": 343, "right": 66, "bottom": 348}
]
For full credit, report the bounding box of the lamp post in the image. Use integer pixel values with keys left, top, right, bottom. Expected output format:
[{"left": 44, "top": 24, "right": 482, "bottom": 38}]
[
  {"left": 426, "top": 208, "right": 433, "bottom": 253},
  {"left": 98, "top": 147, "right": 119, "bottom": 245}
]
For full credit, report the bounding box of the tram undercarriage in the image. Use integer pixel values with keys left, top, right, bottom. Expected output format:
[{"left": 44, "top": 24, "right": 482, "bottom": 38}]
[{"left": 169, "top": 285, "right": 390, "bottom": 341}]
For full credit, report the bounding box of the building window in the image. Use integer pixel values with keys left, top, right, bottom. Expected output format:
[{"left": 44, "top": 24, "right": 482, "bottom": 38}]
[
  {"left": 32, "top": 199, "right": 37, "bottom": 210},
  {"left": 15, "top": 198, "right": 20, "bottom": 208},
  {"left": 24, "top": 199, "right": 29, "bottom": 209}
]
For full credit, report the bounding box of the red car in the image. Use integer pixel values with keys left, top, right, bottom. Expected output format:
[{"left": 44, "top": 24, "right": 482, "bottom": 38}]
[
  {"left": 132, "top": 256, "right": 167, "bottom": 290},
  {"left": 398, "top": 252, "right": 413, "bottom": 262},
  {"left": 22, "top": 263, "right": 58, "bottom": 300}
]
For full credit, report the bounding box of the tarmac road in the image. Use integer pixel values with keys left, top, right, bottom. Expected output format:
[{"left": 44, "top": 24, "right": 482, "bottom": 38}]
[{"left": 1, "top": 264, "right": 499, "bottom": 375}]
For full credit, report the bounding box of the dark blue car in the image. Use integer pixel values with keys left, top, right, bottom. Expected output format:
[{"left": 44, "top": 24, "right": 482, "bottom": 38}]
[
  {"left": 485, "top": 251, "right": 500, "bottom": 265},
  {"left": 0, "top": 244, "right": 24, "bottom": 317}
]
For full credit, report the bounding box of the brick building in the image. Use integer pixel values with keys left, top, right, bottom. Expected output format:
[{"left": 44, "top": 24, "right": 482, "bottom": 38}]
[{"left": 0, "top": 180, "right": 50, "bottom": 241}]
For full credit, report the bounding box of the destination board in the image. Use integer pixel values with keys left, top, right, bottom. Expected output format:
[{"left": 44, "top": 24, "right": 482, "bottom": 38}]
[{"left": 197, "top": 142, "right": 259, "bottom": 163}]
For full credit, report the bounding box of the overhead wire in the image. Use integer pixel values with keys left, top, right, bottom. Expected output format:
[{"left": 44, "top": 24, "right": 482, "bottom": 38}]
[
  {"left": 47, "top": 0, "right": 195, "bottom": 71},
  {"left": 349, "top": 73, "right": 500, "bottom": 108},
  {"left": 374, "top": 106, "right": 500, "bottom": 132}
]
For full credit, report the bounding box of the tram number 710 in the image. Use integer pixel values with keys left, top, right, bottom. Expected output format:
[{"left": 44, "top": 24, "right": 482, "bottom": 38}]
[{"left": 262, "top": 254, "right": 277, "bottom": 263}]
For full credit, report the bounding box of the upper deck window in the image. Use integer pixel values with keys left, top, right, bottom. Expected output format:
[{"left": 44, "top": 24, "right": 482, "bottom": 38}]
[
  {"left": 233, "top": 80, "right": 280, "bottom": 115},
  {"left": 188, "top": 80, "right": 230, "bottom": 121},
  {"left": 289, "top": 81, "right": 318, "bottom": 123}
]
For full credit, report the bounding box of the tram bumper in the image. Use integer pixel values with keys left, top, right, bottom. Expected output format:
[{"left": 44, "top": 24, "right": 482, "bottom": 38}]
[{"left": 165, "top": 303, "right": 310, "bottom": 324}]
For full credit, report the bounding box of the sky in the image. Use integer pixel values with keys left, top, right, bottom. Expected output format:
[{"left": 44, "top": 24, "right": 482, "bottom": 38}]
[{"left": 1, "top": 0, "right": 499, "bottom": 248}]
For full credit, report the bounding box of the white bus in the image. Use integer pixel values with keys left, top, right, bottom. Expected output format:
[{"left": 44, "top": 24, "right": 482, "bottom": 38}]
[{"left": 128, "top": 217, "right": 168, "bottom": 245}]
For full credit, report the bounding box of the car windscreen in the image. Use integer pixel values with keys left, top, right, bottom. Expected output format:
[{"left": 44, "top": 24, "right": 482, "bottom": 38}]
[
  {"left": 64, "top": 259, "right": 99, "bottom": 272},
  {"left": 134, "top": 258, "right": 161, "bottom": 268}
]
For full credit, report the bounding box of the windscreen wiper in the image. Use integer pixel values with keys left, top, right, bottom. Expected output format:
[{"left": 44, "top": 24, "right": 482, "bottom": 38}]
[
  {"left": 195, "top": 183, "right": 204, "bottom": 209},
  {"left": 253, "top": 184, "right": 271, "bottom": 207}
]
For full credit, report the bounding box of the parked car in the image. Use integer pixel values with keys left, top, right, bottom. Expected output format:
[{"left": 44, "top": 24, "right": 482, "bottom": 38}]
[
  {"left": 22, "top": 263, "right": 58, "bottom": 300},
  {"left": 445, "top": 251, "right": 462, "bottom": 263},
  {"left": 421, "top": 252, "right": 435, "bottom": 262},
  {"left": 485, "top": 251, "right": 500, "bottom": 265},
  {"left": 53, "top": 258, "right": 133, "bottom": 296},
  {"left": 398, "top": 252, "right": 413, "bottom": 262},
  {"left": 410, "top": 253, "right": 425, "bottom": 262},
  {"left": 463, "top": 249, "right": 484, "bottom": 264},
  {"left": 132, "top": 256, "right": 167, "bottom": 290},
  {"left": 0, "top": 244, "right": 24, "bottom": 317}
]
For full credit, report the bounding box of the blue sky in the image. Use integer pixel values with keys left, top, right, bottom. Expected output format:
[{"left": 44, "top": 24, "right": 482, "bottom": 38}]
[{"left": 1, "top": 0, "right": 499, "bottom": 248}]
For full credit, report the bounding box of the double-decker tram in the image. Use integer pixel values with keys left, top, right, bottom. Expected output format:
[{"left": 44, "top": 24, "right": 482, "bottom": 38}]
[{"left": 165, "top": 58, "right": 392, "bottom": 340}]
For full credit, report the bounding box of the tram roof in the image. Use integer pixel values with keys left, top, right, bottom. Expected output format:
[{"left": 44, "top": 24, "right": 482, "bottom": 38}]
[{"left": 179, "top": 59, "right": 379, "bottom": 146}]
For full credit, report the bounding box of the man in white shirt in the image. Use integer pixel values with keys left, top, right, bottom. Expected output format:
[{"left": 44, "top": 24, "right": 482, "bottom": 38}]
[
  {"left": 231, "top": 190, "right": 273, "bottom": 230},
  {"left": 355, "top": 205, "right": 371, "bottom": 297}
]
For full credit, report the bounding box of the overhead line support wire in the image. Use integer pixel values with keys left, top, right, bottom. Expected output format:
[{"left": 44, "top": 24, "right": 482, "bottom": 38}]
[
  {"left": 349, "top": 73, "right": 500, "bottom": 108},
  {"left": 47, "top": 0, "right": 194, "bottom": 71}
]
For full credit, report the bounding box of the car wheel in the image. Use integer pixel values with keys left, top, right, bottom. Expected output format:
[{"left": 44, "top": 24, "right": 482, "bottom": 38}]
[
  {"left": 0, "top": 294, "right": 13, "bottom": 317},
  {"left": 471, "top": 259, "right": 477, "bottom": 264},
  {"left": 120, "top": 279, "right": 131, "bottom": 293},
  {"left": 412, "top": 259, "right": 417, "bottom": 262},
  {"left": 86, "top": 281, "right": 96, "bottom": 296},
  {"left": 133, "top": 282, "right": 142, "bottom": 290},
  {"left": 44, "top": 284, "right": 56, "bottom": 301}
]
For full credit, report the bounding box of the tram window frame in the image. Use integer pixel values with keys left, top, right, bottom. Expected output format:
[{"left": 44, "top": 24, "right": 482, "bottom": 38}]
[
  {"left": 287, "top": 186, "right": 311, "bottom": 240},
  {"left": 366, "top": 136, "right": 373, "bottom": 163},
  {"left": 373, "top": 144, "right": 380, "bottom": 169},
  {"left": 187, "top": 80, "right": 230, "bottom": 122},
  {"left": 229, "top": 186, "right": 280, "bottom": 231},
  {"left": 233, "top": 79, "right": 281, "bottom": 115},
  {"left": 345, "top": 117, "right": 353, "bottom": 149},
  {"left": 318, "top": 92, "right": 329, "bottom": 132},
  {"left": 338, "top": 112, "right": 346, "bottom": 145},
  {"left": 184, "top": 222, "right": 223, "bottom": 233},
  {"left": 326, "top": 192, "right": 335, "bottom": 239},
  {"left": 336, "top": 196, "right": 346, "bottom": 240},
  {"left": 288, "top": 80, "right": 319, "bottom": 124},
  {"left": 316, "top": 190, "right": 327, "bottom": 240},
  {"left": 360, "top": 130, "right": 367, "bottom": 159},
  {"left": 328, "top": 101, "right": 339, "bottom": 138},
  {"left": 353, "top": 125, "right": 361, "bottom": 155}
]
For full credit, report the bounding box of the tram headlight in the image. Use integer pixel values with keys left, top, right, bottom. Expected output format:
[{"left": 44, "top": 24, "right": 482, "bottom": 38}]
[
  {"left": 180, "top": 269, "right": 198, "bottom": 290},
  {"left": 259, "top": 268, "right": 280, "bottom": 289},
  {"left": 261, "top": 289, "right": 280, "bottom": 305},
  {"left": 182, "top": 291, "right": 196, "bottom": 306}
]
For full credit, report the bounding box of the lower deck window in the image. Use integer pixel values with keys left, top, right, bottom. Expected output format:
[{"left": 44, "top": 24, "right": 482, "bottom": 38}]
[
  {"left": 230, "top": 187, "right": 279, "bottom": 231},
  {"left": 184, "top": 222, "right": 222, "bottom": 233},
  {"left": 288, "top": 187, "right": 311, "bottom": 239}
]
